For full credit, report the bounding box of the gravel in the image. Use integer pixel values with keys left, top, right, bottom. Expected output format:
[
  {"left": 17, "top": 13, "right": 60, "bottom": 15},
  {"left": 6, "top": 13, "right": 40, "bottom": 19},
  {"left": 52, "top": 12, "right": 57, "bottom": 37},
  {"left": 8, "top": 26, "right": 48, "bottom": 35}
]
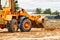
[{"left": 0, "top": 19, "right": 60, "bottom": 40}]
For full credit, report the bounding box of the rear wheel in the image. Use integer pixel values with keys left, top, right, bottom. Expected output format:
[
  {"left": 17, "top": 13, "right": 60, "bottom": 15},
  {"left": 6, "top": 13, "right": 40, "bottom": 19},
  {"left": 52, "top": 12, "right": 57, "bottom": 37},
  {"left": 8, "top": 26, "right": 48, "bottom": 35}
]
[
  {"left": 8, "top": 19, "right": 18, "bottom": 33},
  {"left": 20, "top": 19, "right": 32, "bottom": 32}
]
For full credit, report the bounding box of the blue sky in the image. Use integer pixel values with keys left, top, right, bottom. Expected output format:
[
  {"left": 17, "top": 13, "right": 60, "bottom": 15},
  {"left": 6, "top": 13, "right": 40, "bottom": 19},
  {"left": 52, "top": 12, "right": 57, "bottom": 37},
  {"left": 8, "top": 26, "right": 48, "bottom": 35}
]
[{"left": 18, "top": 0, "right": 60, "bottom": 12}]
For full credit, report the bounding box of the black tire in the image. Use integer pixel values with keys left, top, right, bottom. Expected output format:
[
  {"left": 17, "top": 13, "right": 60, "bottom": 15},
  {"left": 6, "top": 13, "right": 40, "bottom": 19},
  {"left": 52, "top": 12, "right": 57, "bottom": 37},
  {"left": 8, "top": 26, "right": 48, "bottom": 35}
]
[
  {"left": 20, "top": 19, "right": 32, "bottom": 32},
  {"left": 8, "top": 19, "right": 18, "bottom": 33}
]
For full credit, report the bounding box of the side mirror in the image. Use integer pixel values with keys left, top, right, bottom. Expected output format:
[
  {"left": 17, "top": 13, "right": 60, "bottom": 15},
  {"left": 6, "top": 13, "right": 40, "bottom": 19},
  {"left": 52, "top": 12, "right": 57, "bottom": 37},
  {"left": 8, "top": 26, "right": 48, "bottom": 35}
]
[{"left": 15, "top": 1, "right": 18, "bottom": 3}]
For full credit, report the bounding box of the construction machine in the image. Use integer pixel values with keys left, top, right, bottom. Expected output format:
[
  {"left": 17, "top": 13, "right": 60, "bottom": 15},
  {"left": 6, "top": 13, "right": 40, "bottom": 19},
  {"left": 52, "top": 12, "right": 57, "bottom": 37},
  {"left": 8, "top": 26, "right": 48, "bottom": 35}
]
[{"left": 0, "top": 0, "right": 47, "bottom": 32}]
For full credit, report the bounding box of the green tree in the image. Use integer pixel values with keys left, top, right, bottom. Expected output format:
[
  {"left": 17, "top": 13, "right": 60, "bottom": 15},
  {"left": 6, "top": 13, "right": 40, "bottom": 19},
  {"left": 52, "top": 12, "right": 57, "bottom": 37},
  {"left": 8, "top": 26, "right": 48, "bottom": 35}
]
[
  {"left": 14, "top": 0, "right": 19, "bottom": 12},
  {"left": 43, "top": 8, "right": 51, "bottom": 14},
  {"left": 35, "top": 8, "right": 42, "bottom": 14},
  {"left": 52, "top": 10, "right": 59, "bottom": 15}
]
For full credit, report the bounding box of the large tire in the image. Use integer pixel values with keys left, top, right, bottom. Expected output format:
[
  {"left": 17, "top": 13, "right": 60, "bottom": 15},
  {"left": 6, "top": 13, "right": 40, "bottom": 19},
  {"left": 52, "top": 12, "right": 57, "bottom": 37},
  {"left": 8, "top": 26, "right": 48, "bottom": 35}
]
[
  {"left": 8, "top": 19, "right": 18, "bottom": 33},
  {"left": 20, "top": 19, "right": 32, "bottom": 32}
]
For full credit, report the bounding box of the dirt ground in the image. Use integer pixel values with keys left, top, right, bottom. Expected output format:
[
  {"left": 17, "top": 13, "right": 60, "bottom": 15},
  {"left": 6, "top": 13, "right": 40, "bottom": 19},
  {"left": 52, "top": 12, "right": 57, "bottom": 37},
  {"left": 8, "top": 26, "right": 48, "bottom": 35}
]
[{"left": 0, "top": 20, "right": 60, "bottom": 40}]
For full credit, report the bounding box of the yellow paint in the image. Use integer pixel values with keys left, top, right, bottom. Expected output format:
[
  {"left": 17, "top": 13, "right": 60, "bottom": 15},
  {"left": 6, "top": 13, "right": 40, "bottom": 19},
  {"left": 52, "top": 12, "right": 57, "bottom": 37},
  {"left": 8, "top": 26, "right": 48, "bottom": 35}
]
[{"left": 0, "top": 0, "right": 47, "bottom": 28}]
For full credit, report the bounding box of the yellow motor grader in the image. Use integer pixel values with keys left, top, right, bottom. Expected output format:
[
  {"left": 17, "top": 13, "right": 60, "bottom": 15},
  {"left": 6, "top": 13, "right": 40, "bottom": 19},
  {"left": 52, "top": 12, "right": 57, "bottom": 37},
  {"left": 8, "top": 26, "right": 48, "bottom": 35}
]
[{"left": 0, "top": 0, "right": 47, "bottom": 32}]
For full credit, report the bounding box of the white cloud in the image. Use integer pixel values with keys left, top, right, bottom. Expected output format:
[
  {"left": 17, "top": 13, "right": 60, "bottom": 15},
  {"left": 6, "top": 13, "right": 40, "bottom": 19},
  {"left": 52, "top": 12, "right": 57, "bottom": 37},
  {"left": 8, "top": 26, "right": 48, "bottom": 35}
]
[{"left": 18, "top": 0, "right": 60, "bottom": 11}]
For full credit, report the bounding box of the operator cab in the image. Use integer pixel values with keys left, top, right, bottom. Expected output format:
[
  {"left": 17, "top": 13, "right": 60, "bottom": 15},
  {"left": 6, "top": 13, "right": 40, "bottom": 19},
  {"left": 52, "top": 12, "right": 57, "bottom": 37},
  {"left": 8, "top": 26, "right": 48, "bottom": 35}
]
[
  {"left": 0, "top": 5, "right": 2, "bottom": 10},
  {"left": 0, "top": 0, "right": 2, "bottom": 10},
  {"left": 0, "top": 0, "right": 10, "bottom": 10},
  {"left": 0, "top": 0, "right": 19, "bottom": 12}
]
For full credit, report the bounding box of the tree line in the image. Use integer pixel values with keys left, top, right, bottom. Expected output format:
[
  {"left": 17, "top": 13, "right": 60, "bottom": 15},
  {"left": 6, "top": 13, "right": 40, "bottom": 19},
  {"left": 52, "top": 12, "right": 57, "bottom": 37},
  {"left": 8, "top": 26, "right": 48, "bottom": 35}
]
[{"left": 35, "top": 8, "right": 60, "bottom": 15}]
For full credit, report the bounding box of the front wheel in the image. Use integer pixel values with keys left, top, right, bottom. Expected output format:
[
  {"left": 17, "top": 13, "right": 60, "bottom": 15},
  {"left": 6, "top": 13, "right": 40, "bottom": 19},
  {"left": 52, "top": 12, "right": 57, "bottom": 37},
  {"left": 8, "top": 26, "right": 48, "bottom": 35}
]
[{"left": 20, "top": 19, "right": 32, "bottom": 32}]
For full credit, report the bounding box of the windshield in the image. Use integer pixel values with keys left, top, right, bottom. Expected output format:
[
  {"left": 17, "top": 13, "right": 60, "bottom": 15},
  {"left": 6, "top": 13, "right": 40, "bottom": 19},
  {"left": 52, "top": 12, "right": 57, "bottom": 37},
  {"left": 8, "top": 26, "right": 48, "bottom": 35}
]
[{"left": 1, "top": 0, "right": 9, "bottom": 7}]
